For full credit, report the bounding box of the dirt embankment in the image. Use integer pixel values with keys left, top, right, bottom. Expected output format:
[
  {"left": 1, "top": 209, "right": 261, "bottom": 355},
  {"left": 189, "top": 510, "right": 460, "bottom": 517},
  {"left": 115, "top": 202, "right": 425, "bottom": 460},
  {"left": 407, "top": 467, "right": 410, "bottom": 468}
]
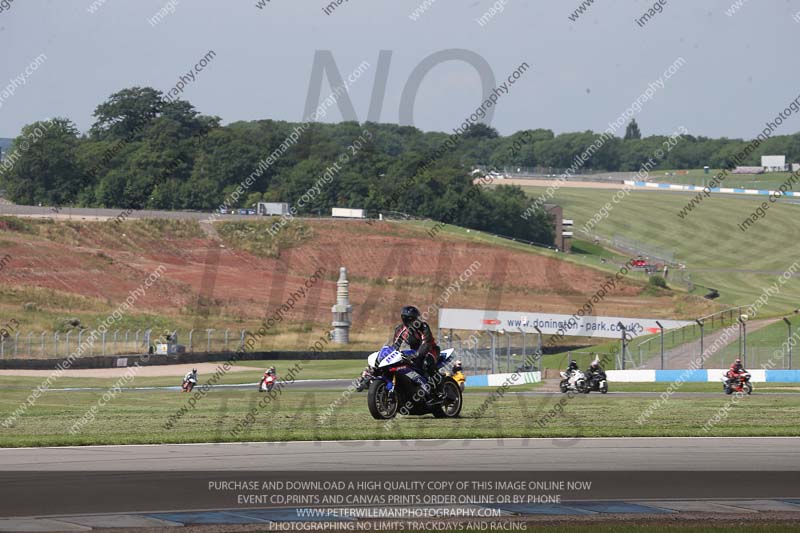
[{"left": 0, "top": 219, "right": 712, "bottom": 335}]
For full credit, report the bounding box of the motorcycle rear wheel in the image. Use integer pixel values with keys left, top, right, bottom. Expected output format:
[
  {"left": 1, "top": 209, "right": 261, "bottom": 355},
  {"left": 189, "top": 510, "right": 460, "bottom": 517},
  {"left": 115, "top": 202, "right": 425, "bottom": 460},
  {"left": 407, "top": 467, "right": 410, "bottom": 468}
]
[{"left": 368, "top": 379, "right": 399, "bottom": 420}]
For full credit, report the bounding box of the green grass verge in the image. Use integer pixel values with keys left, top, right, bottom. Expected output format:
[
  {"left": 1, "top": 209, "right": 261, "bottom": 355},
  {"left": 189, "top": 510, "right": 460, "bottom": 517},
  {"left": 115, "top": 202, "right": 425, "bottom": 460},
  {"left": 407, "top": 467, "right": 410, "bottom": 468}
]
[
  {"left": 650, "top": 168, "right": 796, "bottom": 190},
  {"left": 519, "top": 186, "right": 800, "bottom": 311},
  {"left": 2, "top": 384, "right": 799, "bottom": 447},
  {"left": 610, "top": 382, "right": 800, "bottom": 393},
  {"left": 0, "top": 359, "right": 367, "bottom": 390}
]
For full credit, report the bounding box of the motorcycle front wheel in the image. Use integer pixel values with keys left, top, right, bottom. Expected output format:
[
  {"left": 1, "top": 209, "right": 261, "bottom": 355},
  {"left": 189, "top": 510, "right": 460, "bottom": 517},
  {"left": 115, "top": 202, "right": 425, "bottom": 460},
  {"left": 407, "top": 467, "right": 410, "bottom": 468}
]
[
  {"left": 743, "top": 382, "right": 753, "bottom": 395},
  {"left": 368, "top": 379, "right": 399, "bottom": 420}
]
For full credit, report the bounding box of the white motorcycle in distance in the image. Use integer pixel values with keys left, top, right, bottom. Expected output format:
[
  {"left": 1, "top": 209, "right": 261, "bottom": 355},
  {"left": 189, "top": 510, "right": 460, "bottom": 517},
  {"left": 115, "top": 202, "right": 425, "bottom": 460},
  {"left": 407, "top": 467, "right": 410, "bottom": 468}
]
[
  {"left": 559, "top": 370, "right": 588, "bottom": 394},
  {"left": 181, "top": 376, "right": 197, "bottom": 393}
]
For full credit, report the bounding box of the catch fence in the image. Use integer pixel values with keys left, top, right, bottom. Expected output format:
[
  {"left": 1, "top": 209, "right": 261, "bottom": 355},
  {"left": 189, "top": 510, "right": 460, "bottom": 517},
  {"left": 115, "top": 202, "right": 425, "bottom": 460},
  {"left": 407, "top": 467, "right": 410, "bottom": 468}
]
[{"left": 0, "top": 329, "right": 247, "bottom": 359}]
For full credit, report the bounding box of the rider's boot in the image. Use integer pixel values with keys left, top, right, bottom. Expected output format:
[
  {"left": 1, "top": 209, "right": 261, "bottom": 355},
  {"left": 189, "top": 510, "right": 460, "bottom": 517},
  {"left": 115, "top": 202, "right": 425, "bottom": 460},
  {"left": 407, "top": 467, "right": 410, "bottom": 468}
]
[{"left": 424, "top": 373, "right": 443, "bottom": 406}]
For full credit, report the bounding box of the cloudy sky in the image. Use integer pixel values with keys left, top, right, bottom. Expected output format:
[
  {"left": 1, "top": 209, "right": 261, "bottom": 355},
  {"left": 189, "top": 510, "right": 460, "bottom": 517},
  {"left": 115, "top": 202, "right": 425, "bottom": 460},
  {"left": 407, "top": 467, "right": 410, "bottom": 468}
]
[{"left": 1, "top": 0, "right": 798, "bottom": 139}]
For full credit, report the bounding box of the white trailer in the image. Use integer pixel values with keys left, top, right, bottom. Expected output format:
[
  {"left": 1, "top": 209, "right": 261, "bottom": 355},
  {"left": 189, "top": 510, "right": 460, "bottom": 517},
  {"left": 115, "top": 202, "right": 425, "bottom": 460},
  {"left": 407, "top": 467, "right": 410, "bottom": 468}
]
[
  {"left": 331, "top": 207, "right": 365, "bottom": 219},
  {"left": 761, "top": 155, "right": 786, "bottom": 172},
  {"left": 257, "top": 202, "right": 289, "bottom": 216}
]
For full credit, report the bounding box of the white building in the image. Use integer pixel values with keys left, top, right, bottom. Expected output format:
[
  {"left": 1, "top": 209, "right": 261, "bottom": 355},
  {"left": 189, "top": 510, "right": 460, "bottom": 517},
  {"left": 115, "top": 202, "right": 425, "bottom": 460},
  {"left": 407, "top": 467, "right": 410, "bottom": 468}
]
[{"left": 761, "top": 155, "right": 787, "bottom": 172}]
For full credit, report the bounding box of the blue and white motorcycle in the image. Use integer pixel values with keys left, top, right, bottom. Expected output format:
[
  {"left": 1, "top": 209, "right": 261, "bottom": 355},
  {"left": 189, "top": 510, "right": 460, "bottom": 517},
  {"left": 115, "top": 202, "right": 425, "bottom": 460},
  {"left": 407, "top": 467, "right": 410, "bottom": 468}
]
[{"left": 365, "top": 346, "right": 463, "bottom": 420}]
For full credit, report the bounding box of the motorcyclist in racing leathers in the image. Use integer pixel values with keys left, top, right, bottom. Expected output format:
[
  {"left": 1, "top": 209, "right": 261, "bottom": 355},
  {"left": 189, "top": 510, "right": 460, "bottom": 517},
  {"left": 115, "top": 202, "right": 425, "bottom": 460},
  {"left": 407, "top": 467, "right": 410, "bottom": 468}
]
[
  {"left": 183, "top": 368, "right": 198, "bottom": 384},
  {"left": 392, "top": 306, "right": 441, "bottom": 402},
  {"left": 585, "top": 360, "right": 606, "bottom": 389},
  {"left": 726, "top": 358, "right": 747, "bottom": 387},
  {"left": 564, "top": 359, "right": 579, "bottom": 378}
]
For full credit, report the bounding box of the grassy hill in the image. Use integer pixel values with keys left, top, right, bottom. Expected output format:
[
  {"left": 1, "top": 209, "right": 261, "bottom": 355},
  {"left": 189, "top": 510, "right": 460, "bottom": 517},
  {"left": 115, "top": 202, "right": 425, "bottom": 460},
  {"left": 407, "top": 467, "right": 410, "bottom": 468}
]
[{"left": 518, "top": 185, "right": 800, "bottom": 314}]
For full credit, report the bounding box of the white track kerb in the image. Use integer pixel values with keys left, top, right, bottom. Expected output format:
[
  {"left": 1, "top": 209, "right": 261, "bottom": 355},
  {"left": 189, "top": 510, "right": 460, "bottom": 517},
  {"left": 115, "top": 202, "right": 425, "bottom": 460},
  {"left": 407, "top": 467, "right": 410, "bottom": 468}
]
[{"left": 1, "top": 265, "right": 167, "bottom": 429}]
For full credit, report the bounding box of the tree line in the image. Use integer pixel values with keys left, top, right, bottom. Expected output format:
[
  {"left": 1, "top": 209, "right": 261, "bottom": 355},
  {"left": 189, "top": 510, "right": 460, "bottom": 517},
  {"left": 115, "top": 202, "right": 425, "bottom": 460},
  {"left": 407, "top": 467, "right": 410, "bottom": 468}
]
[
  {"left": 0, "top": 87, "right": 555, "bottom": 244},
  {"left": 4, "top": 88, "right": 800, "bottom": 244}
]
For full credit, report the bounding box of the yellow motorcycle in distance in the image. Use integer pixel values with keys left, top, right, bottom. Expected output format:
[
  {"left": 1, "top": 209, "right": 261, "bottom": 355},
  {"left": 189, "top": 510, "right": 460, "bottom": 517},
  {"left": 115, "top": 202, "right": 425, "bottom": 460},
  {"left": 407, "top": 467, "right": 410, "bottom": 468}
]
[{"left": 451, "top": 360, "right": 466, "bottom": 391}]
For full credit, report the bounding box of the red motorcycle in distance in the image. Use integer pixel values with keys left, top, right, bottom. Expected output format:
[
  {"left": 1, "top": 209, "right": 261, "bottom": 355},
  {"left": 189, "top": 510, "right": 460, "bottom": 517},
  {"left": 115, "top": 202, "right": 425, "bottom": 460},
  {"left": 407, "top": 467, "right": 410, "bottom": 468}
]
[
  {"left": 259, "top": 371, "right": 277, "bottom": 392},
  {"left": 724, "top": 372, "right": 752, "bottom": 395}
]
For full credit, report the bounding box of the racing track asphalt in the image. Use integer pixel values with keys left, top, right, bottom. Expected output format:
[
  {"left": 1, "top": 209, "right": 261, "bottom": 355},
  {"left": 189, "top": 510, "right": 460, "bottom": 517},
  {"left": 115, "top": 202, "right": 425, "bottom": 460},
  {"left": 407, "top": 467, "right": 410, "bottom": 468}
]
[
  {"left": 7, "top": 377, "right": 795, "bottom": 398},
  {"left": 1, "top": 438, "right": 799, "bottom": 517},
  {"left": 1, "top": 437, "right": 798, "bottom": 472}
]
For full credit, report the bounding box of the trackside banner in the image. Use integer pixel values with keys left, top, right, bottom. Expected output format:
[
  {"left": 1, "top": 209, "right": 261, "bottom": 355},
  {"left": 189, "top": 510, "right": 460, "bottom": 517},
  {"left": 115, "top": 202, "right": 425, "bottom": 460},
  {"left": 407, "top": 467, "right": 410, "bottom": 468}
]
[{"left": 438, "top": 308, "right": 693, "bottom": 339}]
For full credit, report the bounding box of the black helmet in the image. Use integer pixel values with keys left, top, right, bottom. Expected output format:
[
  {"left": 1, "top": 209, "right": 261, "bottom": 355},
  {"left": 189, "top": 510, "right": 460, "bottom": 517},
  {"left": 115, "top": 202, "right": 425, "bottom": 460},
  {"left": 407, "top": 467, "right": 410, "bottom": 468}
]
[{"left": 401, "top": 306, "right": 421, "bottom": 327}]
